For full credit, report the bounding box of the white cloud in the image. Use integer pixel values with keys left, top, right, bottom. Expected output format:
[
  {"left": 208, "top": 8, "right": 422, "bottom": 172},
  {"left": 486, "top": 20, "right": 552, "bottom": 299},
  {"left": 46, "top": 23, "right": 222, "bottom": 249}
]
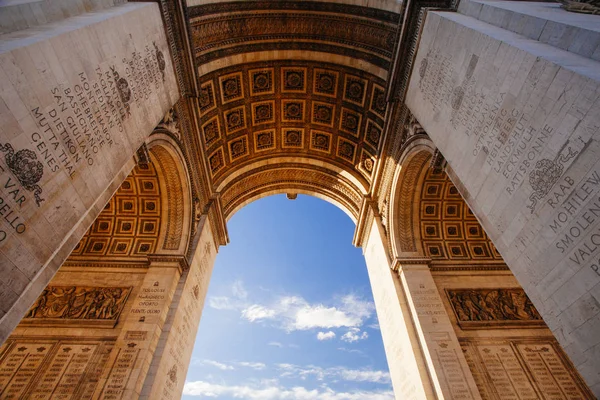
[
  {"left": 209, "top": 284, "right": 375, "bottom": 336},
  {"left": 183, "top": 381, "right": 394, "bottom": 399},
  {"left": 203, "top": 360, "right": 235, "bottom": 371},
  {"left": 232, "top": 280, "right": 248, "bottom": 299},
  {"left": 268, "top": 342, "right": 283, "bottom": 348},
  {"left": 242, "top": 305, "right": 277, "bottom": 322},
  {"left": 341, "top": 328, "right": 369, "bottom": 343},
  {"left": 294, "top": 305, "right": 360, "bottom": 330},
  {"left": 238, "top": 361, "right": 266, "bottom": 370},
  {"left": 317, "top": 331, "right": 336, "bottom": 341}
]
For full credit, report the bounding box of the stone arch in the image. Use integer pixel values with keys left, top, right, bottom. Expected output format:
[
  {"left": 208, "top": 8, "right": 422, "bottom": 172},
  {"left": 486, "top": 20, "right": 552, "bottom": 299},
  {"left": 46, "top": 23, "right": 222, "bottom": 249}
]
[
  {"left": 147, "top": 136, "right": 193, "bottom": 256},
  {"left": 388, "top": 143, "right": 505, "bottom": 266},
  {"left": 65, "top": 138, "right": 192, "bottom": 266},
  {"left": 219, "top": 159, "right": 366, "bottom": 223},
  {"left": 388, "top": 143, "right": 434, "bottom": 258}
]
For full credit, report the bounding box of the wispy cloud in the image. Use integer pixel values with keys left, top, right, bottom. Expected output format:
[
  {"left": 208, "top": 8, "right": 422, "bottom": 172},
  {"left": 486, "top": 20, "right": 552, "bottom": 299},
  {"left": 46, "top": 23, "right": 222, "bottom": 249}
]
[
  {"left": 317, "top": 331, "right": 336, "bottom": 341},
  {"left": 341, "top": 328, "right": 368, "bottom": 343},
  {"left": 203, "top": 360, "right": 235, "bottom": 371},
  {"left": 200, "top": 360, "right": 268, "bottom": 371},
  {"left": 232, "top": 280, "right": 248, "bottom": 299},
  {"left": 268, "top": 341, "right": 283, "bottom": 348},
  {"left": 276, "top": 363, "right": 390, "bottom": 384},
  {"left": 238, "top": 362, "right": 266, "bottom": 370},
  {"left": 242, "top": 304, "right": 277, "bottom": 322},
  {"left": 183, "top": 381, "right": 394, "bottom": 399}
]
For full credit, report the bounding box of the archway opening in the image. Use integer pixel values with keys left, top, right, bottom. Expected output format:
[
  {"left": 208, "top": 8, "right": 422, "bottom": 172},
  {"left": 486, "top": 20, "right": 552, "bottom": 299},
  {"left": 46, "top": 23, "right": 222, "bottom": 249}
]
[{"left": 183, "top": 194, "right": 393, "bottom": 399}]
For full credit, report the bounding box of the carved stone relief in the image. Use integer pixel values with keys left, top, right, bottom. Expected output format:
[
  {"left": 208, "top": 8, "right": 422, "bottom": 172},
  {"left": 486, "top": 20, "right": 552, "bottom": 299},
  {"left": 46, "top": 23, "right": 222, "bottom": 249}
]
[
  {"left": 23, "top": 286, "right": 132, "bottom": 328},
  {"left": 447, "top": 289, "right": 543, "bottom": 329}
]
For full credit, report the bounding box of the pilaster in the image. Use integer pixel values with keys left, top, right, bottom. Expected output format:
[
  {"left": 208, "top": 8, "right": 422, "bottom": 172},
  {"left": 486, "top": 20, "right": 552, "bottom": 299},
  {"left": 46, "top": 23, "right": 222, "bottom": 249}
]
[
  {"left": 94, "top": 255, "right": 185, "bottom": 399},
  {"left": 392, "top": 257, "right": 481, "bottom": 399}
]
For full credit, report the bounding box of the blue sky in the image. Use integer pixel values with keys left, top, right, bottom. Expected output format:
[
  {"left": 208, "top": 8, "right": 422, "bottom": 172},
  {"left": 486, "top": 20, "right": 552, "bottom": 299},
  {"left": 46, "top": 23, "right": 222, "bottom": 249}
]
[{"left": 182, "top": 194, "right": 393, "bottom": 400}]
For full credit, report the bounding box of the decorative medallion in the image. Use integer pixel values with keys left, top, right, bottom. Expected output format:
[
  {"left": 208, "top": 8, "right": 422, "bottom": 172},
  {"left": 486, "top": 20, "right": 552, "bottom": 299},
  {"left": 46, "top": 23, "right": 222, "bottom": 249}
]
[
  {"left": 251, "top": 101, "right": 275, "bottom": 125},
  {"left": 282, "top": 128, "right": 304, "bottom": 148},
  {"left": 339, "top": 108, "right": 362, "bottom": 137},
  {"left": 359, "top": 148, "right": 375, "bottom": 176},
  {"left": 219, "top": 72, "right": 244, "bottom": 104},
  {"left": 209, "top": 148, "right": 225, "bottom": 175},
  {"left": 202, "top": 117, "right": 220, "bottom": 147},
  {"left": 153, "top": 41, "right": 166, "bottom": 81},
  {"left": 370, "top": 84, "right": 387, "bottom": 118},
  {"left": 527, "top": 147, "right": 578, "bottom": 213},
  {"left": 254, "top": 129, "right": 275, "bottom": 152},
  {"left": 0, "top": 143, "right": 44, "bottom": 206},
  {"left": 199, "top": 81, "right": 216, "bottom": 114},
  {"left": 228, "top": 136, "right": 249, "bottom": 161},
  {"left": 343, "top": 75, "right": 367, "bottom": 106},
  {"left": 249, "top": 68, "right": 274, "bottom": 96},
  {"left": 282, "top": 67, "right": 306, "bottom": 92},
  {"left": 110, "top": 66, "right": 131, "bottom": 117},
  {"left": 310, "top": 130, "right": 331, "bottom": 153},
  {"left": 282, "top": 100, "right": 305, "bottom": 122},
  {"left": 312, "top": 102, "right": 334, "bottom": 127},
  {"left": 314, "top": 69, "right": 338, "bottom": 97},
  {"left": 168, "top": 364, "right": 178, "bottom": 384},
  {"left": 365, "top": 119, "right": 382, "bottom": 149},
  {"left": 336, "top": 137, "right": 356, "bottom": 163},
  {"left": 224, "top": 106, "right": 246, "bottom": 134}
]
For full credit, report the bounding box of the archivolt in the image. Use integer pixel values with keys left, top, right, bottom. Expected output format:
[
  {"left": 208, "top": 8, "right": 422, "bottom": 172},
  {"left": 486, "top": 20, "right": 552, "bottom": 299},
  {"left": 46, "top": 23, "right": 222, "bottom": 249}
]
[
  {"left": 388, "top": 146, "right": 433, "bottom": 257},
  {"left": 149, "top": 137, "right": 193, "bottom": 255},
  {"left": 220, "top": 163, "right": 365, "bottom": 223}
]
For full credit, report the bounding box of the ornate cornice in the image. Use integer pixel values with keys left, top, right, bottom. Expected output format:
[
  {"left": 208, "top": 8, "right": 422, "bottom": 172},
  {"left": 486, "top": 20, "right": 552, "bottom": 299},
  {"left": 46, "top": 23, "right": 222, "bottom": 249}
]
[{"left": 386, "top": 0, "right": 457, "bottom": 103}]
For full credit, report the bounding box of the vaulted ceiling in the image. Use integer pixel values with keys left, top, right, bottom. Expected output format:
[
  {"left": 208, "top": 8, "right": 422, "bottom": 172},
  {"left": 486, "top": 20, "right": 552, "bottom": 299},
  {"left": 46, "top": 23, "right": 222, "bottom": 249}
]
[{"left": 186, "top": 1, "right": 402, "bottom": 217}]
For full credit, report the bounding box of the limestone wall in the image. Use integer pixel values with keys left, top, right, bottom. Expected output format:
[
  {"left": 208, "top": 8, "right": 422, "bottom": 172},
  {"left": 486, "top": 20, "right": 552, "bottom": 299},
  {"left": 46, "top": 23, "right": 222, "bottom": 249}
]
[
  {"left": 406, "top": 5, "right": 600, "bottom": 394},
  {"left": 0, "top": 267, "right": 146, "bottom": 399},
  {"left": 0, "top": 3, "right": 179, "bottom": 343}
]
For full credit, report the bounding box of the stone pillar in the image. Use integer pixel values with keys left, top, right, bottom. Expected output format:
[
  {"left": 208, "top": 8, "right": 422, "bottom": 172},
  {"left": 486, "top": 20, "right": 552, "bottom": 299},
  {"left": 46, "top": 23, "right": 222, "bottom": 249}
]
[
  {"left": 140, "top": 216, "right": 217, "bottom": 400},
  {"left": 0, "top": 2, "right": 179, "bottom": 343},
  {"left": 363, "top": 213, "right": 480, "bottom": 399},
  {"left": 405, "top": 2, "right": 600, "bottom": 393},
  {"left": 393, "top": 260, "right": 481, "bottom": 399},
  {"left": 94, "top": 256, "right": 184, "bottom": 399}
]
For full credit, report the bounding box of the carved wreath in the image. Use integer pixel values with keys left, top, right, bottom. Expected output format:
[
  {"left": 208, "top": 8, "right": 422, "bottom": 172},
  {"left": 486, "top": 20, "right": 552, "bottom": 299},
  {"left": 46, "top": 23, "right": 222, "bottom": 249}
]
[
  {"left": 0, "top": 143, "right": 44, "bottom": 206},
  {"left": 527, "top": 147, "right": 578, "bottom": 213}
]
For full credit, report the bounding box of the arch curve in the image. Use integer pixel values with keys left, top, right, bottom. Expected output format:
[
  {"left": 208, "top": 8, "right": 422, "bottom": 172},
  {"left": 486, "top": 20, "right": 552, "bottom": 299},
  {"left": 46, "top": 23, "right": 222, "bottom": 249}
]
[{"left": 388, "top": 143, "right": 434, "bottom": 258}]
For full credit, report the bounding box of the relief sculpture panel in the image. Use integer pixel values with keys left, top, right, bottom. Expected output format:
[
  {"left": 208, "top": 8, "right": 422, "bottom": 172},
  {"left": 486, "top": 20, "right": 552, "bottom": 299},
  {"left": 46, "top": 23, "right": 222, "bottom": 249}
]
[
  {"left": 447, "top": 288, "right": 543, "bottom": 329},
  {"left": 23, "top": 286, "right": 132, "bottom": 328},
  {"left": 461, "top": 339, "right": 593, "bottom": 400}
]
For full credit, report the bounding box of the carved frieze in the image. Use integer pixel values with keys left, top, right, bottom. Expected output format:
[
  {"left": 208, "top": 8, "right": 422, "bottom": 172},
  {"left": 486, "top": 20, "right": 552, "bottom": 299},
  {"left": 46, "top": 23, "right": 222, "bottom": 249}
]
[
  {"left": 448, "top": 288, "right": 543, "bottom": 329},
  {"left": 23, "top": 286, "right": 132, "bottom": 328}
]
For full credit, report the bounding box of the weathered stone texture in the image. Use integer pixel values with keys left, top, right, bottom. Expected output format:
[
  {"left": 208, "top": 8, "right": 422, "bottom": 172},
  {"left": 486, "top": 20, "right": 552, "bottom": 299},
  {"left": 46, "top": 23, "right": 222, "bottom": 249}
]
[{"left": 406, "top": 9, "right": 600, "bottom": 394}]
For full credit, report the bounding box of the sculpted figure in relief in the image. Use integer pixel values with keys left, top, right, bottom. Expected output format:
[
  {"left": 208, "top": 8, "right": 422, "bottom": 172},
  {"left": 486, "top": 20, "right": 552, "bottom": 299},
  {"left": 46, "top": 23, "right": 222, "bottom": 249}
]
[
  {"left": 448, "top": 289, "right": 541, "bottom": 322},
  {"left": 25, "top": 286, "right": 132, "bottom": 321}
]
